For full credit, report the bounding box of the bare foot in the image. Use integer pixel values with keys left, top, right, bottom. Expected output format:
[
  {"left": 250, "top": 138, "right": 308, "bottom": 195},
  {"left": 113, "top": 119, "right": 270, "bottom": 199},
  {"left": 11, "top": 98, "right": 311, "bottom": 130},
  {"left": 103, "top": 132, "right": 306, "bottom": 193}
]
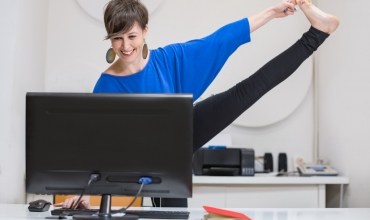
[{"left": 297, "top": 0, "right": 340, "bottom": 34}]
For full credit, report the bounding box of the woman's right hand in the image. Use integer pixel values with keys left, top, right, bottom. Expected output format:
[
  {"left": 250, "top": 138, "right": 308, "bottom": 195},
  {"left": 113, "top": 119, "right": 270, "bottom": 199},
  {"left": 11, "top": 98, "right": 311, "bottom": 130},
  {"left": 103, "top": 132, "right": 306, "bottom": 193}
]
[
  {"left": 272, "top": 0, "right": 297, "bottom": 18},
  {"left": 53, "top": 196, "right": 91, "bottom": 209}
]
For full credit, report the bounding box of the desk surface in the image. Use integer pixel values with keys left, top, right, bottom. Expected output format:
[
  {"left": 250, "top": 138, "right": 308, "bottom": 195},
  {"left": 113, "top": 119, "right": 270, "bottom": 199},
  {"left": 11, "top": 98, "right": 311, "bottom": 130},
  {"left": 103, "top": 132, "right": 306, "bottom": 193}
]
[
  {"left": 193, "top": 173, "right": 349, "bottom": 184},
  {"left": 1, "top": 205, "right": 369, "bottom": 220}
]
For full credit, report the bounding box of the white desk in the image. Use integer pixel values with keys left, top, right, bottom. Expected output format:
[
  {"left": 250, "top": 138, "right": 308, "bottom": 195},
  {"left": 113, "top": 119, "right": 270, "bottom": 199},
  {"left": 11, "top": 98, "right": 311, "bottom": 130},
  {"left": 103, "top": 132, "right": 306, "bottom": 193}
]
[
  {"left": 27, "top": 174, "right": 349, "bottom": 209},
  {"left": 189, "top": 174, "right": 349, "bottom": 208},
  {"left": 1, "top": 205, "right": 369, "bottom": 220}
]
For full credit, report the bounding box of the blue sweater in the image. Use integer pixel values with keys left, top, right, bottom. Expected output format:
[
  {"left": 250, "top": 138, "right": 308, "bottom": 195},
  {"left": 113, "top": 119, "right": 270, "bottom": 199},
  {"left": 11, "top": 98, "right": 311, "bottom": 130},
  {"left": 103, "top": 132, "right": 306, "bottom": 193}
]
[{"left": 93, "top": 18, "right": 251, "bottom": 101}]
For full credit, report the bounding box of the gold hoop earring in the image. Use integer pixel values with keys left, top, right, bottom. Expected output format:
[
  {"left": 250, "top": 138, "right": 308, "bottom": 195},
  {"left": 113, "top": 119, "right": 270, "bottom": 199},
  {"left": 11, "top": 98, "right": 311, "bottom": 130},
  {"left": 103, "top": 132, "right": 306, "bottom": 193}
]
[
  {"left": 142, "top": 40, "right": 148, "bottom": 59},
  {"left": 106, "top": 47, "right": 116, "bottom": 64}
]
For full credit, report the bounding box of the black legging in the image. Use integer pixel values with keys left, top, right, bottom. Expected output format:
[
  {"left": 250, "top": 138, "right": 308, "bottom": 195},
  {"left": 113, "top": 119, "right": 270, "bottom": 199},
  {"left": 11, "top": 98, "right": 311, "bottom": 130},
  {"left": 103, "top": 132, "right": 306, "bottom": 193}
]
[{"left": 153, "top": 26, "right": 329, "bottom": 207}]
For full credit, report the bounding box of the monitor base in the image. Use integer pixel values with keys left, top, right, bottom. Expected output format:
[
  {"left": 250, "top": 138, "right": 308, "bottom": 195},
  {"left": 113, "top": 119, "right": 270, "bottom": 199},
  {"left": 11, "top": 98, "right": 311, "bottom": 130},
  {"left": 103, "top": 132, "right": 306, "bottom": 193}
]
[
  {"left": 73, "top": 214, "right": 138, "bottom": 220},
  {"left": 71, "top": 195, "right": 135, "bottom": 220}
]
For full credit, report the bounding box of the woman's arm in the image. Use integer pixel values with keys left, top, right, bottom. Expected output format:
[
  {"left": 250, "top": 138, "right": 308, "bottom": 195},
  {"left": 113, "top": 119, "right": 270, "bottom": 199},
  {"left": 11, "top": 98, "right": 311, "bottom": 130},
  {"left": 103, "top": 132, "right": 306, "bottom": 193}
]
[
  {"left": 249, "top": 0, "right": 297, "bottom": 34},
  {"left": 157, "top": 1, "right": 298, "bottom": 101}
]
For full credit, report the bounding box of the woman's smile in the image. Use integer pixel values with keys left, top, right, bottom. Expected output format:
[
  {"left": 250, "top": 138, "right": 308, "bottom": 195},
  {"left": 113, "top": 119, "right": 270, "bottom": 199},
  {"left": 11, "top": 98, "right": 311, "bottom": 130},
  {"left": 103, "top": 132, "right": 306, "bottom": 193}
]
[{"left": 121, "top": 49, "right": 135, "bottom": 57}]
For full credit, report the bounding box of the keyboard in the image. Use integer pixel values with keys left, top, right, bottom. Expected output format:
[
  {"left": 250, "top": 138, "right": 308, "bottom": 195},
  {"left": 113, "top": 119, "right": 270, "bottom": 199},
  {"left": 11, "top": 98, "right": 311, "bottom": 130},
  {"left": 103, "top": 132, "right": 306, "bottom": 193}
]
[
  {"left": 51, "top": 209, "right": 190, "bottom": 219},
  {"left": 124, "top": 210, "right": 189, "bottom": 219}
]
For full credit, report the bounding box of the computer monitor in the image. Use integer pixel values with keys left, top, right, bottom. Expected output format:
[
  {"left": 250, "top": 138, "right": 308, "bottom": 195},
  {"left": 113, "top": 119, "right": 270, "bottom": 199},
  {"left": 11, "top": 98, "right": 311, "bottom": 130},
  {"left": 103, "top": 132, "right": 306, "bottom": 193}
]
[{"left": 26, "top": 93, "right": 193, "bottom": 201}]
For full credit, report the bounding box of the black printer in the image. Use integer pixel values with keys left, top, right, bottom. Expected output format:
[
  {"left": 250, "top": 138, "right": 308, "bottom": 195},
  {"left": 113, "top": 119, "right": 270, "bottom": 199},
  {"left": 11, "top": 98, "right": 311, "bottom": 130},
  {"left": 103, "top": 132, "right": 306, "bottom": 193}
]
[{"left": 193, "top": 148, "right": 255, "bottom": 176}]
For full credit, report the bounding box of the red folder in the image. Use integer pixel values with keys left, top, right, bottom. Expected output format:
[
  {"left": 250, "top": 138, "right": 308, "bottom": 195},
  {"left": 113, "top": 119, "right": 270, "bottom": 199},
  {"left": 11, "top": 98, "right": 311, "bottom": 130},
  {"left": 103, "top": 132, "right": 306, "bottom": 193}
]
[{"left": 203, "top": 206, "right": 251, "bottom": 220}]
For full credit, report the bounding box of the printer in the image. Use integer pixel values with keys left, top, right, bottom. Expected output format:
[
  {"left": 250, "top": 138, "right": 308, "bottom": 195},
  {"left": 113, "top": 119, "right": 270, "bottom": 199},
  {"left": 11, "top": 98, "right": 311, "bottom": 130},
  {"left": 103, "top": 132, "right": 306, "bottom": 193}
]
[{"left": 193, "top": 148, "right": 255, "bottom": 176}]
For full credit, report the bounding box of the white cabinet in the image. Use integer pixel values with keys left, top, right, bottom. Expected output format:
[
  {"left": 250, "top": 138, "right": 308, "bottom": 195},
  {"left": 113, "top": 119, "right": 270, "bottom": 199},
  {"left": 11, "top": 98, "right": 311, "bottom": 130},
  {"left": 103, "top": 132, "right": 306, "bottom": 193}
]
[{"left": 188, "top": 175, "right": 348, "bottom": 208}]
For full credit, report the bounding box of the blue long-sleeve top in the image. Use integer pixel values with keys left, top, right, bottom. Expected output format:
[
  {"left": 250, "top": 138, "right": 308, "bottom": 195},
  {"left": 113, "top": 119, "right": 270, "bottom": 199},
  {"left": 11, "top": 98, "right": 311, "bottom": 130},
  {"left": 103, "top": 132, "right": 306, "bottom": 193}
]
[{"left": 93, "top": 18, "right": 251, "bottom": 101}]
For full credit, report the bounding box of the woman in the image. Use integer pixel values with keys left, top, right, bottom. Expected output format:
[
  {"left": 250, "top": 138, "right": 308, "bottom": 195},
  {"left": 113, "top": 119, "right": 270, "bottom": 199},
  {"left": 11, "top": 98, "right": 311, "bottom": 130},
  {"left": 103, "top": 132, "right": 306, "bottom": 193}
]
[{"left": 55, "top": 0, "right": 339, "bottom": 209}]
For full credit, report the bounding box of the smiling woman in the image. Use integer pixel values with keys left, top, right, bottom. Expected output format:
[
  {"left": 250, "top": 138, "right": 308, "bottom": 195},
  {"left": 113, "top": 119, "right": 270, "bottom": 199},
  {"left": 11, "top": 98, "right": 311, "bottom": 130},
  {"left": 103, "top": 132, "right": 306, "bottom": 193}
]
[
  {"left": 110, "top": 22, "right": 148, "bottom": 60},
  {"left": 105, "top": 22, "right": 148, "bottom": 66},
  {"left": 54, "top": 0, "right": 340, "bottom": 210},
  {"left": 104, "top": 0, "right": 149, "bottom": 71}
]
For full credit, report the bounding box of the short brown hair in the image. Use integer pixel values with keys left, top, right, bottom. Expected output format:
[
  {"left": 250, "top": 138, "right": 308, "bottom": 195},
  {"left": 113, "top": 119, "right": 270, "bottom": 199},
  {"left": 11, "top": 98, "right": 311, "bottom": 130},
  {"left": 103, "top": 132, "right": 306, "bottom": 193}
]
[{"left": 104, "top": 0, "right": 148, "bottom": 40}]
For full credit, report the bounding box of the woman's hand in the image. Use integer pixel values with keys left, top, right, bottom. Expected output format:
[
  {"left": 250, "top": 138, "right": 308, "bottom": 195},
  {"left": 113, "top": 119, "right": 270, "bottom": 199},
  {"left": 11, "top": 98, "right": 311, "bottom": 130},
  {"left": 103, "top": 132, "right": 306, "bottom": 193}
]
[
  {"left": 272, "top": 0, "right": 298, "bottom": 18},
  {"left": 53, "top": 196, "right": 91, "bottom": 209},
  {"left": 249, "top": 0, "right": 298, "bottom": 33}
]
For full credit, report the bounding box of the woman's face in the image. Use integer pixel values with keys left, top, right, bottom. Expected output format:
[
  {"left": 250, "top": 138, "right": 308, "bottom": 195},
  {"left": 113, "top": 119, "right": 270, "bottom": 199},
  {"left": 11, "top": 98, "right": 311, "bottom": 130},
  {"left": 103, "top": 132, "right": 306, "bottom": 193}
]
[{"left": 110, "top": 22, "right": 148, "bottom": 64}]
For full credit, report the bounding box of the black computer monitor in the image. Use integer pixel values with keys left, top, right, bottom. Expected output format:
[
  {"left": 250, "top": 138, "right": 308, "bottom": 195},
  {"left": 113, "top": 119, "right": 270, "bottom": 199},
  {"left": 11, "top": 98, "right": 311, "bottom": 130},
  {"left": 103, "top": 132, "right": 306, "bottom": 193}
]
[{"left": 26, "top": 93, "right": 193, "bottom": 201}]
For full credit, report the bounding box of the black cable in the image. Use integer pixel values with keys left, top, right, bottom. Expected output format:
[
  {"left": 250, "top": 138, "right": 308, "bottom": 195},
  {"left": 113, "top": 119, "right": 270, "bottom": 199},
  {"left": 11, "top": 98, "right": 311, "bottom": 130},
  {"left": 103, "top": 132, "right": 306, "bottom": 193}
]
[
  {"left": 126, "top": 181, "right": 145, "bottom": 209},
  {"left": 71, "top": 179, "right": 92, "bottom": 210},
  {"left": 118, "top": 181, "right": 146, "bottom": 213},
  {"left": 58, "top": 174, "right": 100, "bottom": 219}
]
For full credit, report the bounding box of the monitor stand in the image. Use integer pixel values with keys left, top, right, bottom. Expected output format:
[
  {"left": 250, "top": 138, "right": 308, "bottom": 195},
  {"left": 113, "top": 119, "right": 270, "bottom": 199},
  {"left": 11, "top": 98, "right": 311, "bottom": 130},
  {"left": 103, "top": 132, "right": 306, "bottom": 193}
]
[{"left": 73, "top": 195, "right": 138, "bottom": 220}]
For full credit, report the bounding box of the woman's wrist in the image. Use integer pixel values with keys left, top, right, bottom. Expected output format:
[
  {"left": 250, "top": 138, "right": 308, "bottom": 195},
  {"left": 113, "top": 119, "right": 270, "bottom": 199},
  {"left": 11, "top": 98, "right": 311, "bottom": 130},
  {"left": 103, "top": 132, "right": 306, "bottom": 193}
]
[
  {"left": 266, "top": 7, "right": 279, "bottom": 19},
  {"left": 248, "top": 8, "right": 276, "bottom": 34}
]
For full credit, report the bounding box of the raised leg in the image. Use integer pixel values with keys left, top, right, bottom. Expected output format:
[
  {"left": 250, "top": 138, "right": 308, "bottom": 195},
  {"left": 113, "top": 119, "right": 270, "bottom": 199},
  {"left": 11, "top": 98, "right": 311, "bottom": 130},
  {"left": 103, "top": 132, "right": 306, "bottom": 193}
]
[{"left": 193, "top": 26, "right": 330, "bottom": 152}]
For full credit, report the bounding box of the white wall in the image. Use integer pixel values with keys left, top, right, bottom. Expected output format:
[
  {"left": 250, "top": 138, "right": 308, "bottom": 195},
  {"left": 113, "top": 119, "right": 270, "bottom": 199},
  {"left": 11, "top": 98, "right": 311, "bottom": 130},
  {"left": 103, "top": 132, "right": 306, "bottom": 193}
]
[
  {"left": 317, "top": 0, "right": 370, "bottom": 208},
  {"left": 0, "top": 0, "right": 48, "bottom": 203},
  {"left": 0, "top": 0, "right": 20, "bottom": 204}
]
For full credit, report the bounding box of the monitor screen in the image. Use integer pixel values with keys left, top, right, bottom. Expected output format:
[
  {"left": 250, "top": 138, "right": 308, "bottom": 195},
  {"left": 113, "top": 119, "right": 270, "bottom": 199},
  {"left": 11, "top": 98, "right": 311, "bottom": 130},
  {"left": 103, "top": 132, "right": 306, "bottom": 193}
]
[{"left": 26, "top": 93, "right": 193, "bottom": 198}]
